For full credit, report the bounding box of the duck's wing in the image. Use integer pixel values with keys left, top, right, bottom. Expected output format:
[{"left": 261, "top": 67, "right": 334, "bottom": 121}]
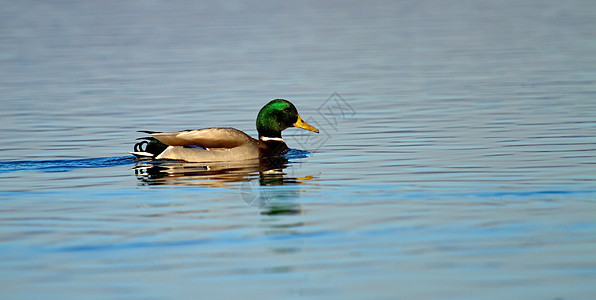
[{"left": 147, "top": 128, "right": 254, "bottom": 149}]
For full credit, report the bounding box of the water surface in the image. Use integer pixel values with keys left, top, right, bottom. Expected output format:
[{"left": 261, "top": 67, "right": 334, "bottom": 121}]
[{"left": 1, "top": 1, "right": 595, "bottom": 299}]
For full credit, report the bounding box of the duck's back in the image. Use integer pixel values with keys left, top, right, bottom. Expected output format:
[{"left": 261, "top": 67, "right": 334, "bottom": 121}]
[
  {"left": 148, "top": 128, "right": 260, "bottom": 162},
  {"left": 150, "top": 128, "right": 252, "bottom": 148}
]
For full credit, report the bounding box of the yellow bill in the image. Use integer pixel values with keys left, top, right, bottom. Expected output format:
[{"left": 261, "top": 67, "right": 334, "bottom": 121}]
[{"left": 293, "top": 115, "right": 319, "bottom": 133}]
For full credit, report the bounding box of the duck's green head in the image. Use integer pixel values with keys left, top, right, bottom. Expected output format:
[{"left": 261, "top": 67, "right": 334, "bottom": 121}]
[{"left": 256, "top": 99, "right": 319, "bottom": 139}]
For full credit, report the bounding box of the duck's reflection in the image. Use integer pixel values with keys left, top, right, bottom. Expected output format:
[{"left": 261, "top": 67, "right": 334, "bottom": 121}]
[{"left": 133, "top": 156, "right": 315, "bottom": 215}]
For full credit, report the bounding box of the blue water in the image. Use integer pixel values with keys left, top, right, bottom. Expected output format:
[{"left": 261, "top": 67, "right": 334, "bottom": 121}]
[{"left": 1, "top": 1, "right": 596, "bottom": 299}]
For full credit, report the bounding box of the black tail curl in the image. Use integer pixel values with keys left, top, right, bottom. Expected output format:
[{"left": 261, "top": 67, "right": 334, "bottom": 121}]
[{"left": 133, "top": 137, "right": 169, "bottom": 157}]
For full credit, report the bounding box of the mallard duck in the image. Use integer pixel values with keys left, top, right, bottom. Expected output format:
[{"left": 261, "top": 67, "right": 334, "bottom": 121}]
[{"left": 130, "top": 99, "right": 319, "bottom": 162}]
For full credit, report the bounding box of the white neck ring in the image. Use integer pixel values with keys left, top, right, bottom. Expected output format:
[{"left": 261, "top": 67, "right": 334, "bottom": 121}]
[{"left": 260, "top": 136, "right": 284, "bottom": 142}]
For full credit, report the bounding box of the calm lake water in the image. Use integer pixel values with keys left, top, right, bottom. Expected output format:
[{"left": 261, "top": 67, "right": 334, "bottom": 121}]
[{"left": 1, "top": 1, "right": 595, "bottom": 299}]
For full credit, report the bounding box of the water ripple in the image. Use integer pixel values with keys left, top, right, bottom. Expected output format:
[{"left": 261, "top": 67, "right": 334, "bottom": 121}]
[{"left": 0, "top": 156, "right": 135, "bottom": 173}]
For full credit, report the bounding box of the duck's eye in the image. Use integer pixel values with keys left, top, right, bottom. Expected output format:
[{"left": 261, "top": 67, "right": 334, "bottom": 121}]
[{"left": 283, "top": 108, "right": 291, "bottom": 113}]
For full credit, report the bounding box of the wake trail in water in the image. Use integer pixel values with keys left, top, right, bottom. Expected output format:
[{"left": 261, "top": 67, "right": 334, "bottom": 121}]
[
  {"left": 0, "top": 156, "right": 136, "bottom": 173},
  {"left": 0, "top": 149, "right": 310, "bottom": 174}
]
